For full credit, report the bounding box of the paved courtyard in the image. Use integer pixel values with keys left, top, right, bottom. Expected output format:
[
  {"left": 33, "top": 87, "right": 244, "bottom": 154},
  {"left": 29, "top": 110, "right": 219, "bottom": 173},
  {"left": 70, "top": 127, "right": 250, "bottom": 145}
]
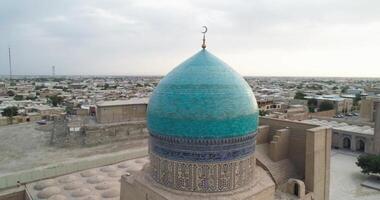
[{"left": 330, "top": 150, "right": 380, "bottom": 200}]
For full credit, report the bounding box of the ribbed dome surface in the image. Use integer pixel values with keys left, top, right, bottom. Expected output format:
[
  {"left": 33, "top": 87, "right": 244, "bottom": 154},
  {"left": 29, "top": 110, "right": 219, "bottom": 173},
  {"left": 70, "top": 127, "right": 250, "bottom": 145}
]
[{"left": 147, "top": 49, "right": 259, "bottom": 139}]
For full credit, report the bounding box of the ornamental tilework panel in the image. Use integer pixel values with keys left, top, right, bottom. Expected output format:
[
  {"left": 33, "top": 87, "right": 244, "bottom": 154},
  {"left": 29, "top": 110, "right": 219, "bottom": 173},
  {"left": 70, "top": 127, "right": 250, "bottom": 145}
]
[{"left": 150, "top": 153, "right": 255, "bottom": 193}]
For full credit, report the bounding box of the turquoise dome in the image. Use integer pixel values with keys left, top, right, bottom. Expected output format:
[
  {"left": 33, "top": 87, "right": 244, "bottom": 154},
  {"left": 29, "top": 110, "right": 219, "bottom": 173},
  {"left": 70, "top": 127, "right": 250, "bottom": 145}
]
[{"left": 147, "top": 49, "right": 259, "bottom": 139}]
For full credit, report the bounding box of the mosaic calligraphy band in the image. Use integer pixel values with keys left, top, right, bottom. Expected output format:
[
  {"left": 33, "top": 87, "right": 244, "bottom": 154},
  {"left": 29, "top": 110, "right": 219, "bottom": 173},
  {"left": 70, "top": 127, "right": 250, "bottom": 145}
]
[{"left": 149, "top": 132, "right": 256, "bottom": 192}]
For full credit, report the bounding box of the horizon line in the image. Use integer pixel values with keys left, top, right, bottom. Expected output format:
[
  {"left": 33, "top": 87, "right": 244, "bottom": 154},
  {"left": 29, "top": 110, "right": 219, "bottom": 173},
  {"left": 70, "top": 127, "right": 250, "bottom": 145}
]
[{"left": 0, "top": 74, "right": 380, "bottom": 79}]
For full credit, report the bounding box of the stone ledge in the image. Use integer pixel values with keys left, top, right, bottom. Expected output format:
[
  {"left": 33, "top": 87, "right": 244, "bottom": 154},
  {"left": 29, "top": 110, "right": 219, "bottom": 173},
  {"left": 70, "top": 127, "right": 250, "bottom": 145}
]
[{"left": 361, "top": 175, "right": 380, "bottom": 191}]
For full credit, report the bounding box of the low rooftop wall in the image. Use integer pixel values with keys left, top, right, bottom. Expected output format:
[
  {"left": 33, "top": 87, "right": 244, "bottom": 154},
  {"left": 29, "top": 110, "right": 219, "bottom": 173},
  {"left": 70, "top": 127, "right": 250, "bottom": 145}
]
[{"left": 0, "top": 147, "right": 148, "bottom": 191}]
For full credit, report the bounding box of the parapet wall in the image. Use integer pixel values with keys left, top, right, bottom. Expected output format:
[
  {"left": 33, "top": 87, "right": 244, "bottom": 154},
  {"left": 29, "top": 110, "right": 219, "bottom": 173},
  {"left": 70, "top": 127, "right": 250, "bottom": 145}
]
[
  {"left": 257, "top": 126, "right": 270, "bottom": 144},
  {"left": 52, "top": 121, "right": 148, "bottom": 147},
  {"left": 259, "top": 117, "right": 318, "bottom": 176},
  {"left": 83, "top": 121, "right": 148, "bottom": 145},
  {"left": 0, "top": 148, "right": 148, "bottom": 191},
  {"left": 269, "top": 129, "right": 290, "bottom": 162},
  {"left": 258, "top": 117, "right": 331, "bottom": 200}
]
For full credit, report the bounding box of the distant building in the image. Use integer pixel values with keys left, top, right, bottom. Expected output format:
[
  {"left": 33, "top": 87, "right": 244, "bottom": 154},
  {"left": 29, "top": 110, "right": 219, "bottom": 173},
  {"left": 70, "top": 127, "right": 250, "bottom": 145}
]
[
  {"left": 267, "top": 104, "right": 309, "bottom": 121},
  {"left": 289, "top": 99, "right": 308, "bottom": 106},
  {"left": 38, "top": 88, "right": 61, "bottom": 98},
  {"left": 346, "top": 88, "right": 364, "bottom": 95},
  {"left": 365, "top": 85, "right": 380, "bottom": 96},
  {"left": 33, "top": 105, "right": 65, "bottom": 120},
  {"left": 257, "top": 98, "right": 275, "bottom": 109},
  {"left": 257, "top": 97, "right": 287, "bottom": 113},
  {"left": 96, "top": 98, "right": 148, "bottom": 123},
  {"left": 286, "top": 105, "right": 309, "bottom": 120},
  {"left": 305, "top": 95, "right": 353, "bottom": 114},
  {"left": 69, "top": 83, "right": 86, "bottom": 89},
  {"left": 304, "top": 101, "right": 380, "bottom": 155}
]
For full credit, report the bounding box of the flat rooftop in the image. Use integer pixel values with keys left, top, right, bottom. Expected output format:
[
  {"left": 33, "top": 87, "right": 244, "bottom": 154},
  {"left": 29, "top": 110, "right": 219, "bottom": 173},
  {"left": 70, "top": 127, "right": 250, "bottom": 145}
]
[
  {"left": 96, "top": 98, "right": 149, "bottom": 107},
  {"left": 0, "top": 123, "right": 147, "bottom": 175},
  {"left": 26, "top": 157, "right": 149, "bottom": 200},
  {"left": 304, "top": 95, "right": 347, "bottom": 101},
  {"left": 302, "top": 119, "right": 374, "bottom": 135},
  {"left": 20, "top": 149, "right": 380, "bottom": 200}
]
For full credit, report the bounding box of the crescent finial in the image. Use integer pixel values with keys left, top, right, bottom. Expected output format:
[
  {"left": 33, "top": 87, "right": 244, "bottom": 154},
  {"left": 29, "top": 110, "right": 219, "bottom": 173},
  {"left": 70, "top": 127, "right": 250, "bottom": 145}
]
[{"left": 202, "top": 26, "right": 207, "bottom": 49}]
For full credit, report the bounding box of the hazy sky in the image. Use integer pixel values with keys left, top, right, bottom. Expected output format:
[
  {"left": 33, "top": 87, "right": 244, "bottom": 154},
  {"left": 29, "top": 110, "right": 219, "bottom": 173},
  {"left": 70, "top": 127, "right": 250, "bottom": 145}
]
[{"left": 1, "top": 0, "right": 380, "bottom": 77}]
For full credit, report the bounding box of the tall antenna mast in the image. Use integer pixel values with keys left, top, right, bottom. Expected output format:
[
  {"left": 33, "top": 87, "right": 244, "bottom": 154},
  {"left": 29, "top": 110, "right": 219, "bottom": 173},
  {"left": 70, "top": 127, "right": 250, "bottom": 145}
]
[
  {"left": 52, "top": 65, "right": 56, "bottom": 77},
  {"left": 8, "top": 47, "right": 12, "bottom": 81}
]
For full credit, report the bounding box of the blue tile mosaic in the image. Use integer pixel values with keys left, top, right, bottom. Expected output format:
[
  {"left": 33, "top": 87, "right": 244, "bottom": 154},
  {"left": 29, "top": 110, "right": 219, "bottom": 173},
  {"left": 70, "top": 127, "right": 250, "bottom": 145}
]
[{"left": 147, "top": 49, "right": 259, "bottom": 139}]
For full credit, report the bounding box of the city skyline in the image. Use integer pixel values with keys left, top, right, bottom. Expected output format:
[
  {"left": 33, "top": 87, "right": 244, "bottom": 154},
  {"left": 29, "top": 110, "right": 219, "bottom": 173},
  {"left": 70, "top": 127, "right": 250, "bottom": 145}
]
[{"left": 1, "top": 0, "right": 380, "bottom": 77}]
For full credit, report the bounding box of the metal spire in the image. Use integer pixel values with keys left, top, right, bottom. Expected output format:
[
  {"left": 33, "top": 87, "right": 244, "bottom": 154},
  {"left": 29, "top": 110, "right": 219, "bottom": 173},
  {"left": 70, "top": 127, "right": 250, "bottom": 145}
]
[{"left": 201, "top": 26, "right": 207, "bottom": 49}]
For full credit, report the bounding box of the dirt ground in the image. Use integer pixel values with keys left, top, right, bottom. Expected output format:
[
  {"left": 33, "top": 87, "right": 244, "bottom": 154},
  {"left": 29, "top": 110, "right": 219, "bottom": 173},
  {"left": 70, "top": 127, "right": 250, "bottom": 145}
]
[{"left": 0, "top": 123, "right": 147, "bottom": 175}]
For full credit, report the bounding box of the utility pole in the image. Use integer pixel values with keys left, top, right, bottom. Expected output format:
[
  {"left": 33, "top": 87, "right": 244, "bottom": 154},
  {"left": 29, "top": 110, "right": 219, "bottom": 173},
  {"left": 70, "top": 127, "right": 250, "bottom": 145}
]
[{"left": 8, "top": 47, "right": 12, "bottom": 81}]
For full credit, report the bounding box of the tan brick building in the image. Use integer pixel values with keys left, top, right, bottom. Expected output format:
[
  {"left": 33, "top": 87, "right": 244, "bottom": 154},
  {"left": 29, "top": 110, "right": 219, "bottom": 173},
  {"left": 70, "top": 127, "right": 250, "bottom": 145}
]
[
  {"left": 304, "top": 100, "right": 380, "bottom": 155},
  {"left": 96, "top": 98, "right": 148, "bottom": 124}
]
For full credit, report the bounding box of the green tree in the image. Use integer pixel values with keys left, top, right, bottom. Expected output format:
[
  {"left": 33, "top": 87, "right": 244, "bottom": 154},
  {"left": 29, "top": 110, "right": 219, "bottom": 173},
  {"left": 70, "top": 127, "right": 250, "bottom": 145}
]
[
  {"left": 2, "top": 106, "right": 18, "bottom": 124},
  {"left": 319, "top": 101, "right": 334, "bottom": 111},
  {"left": 35, "top": 85, "right": 47, "bottom": 90},
  {"left": 14, "top": 95, "right": 24, "bottom": 101},
  {"left": 26, "top": 96, "right": 37, "bottom": 101},
  {"left": 53, "top": 85, "right": 64, "bottom": 89},
  {"left": 48, "top": 95, "right": 64, "bottom": 107},
  {"left": 259, "top": 110, "right": 268, "bottom": 116},
  {"left": 341, "top": 86, "right": 349, "bottom": 94},
  {"left": 294, "top": 92, "right": 306, "bottom": 100},
  {"left": 103, "top": 83, "right": 110, "bottom": 90},
  {"left": 307, "top": 99, "right": 318, "bottom": 113},
  {"left": 7, "top": 90, "right": 15, "bottom": 96},
  {"left": 356, "top": 154, "right": 380, "bottom": 175}
]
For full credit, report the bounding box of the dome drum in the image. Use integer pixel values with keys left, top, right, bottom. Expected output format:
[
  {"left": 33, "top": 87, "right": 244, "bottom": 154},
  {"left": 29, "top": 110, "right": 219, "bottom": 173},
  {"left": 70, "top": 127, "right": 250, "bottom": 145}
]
[
  {"left": 147, "top": 49, "right": 259, "bottom": 193},
  {"left": 149, "top": 152, "right": 255, "bottom": 193}
]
